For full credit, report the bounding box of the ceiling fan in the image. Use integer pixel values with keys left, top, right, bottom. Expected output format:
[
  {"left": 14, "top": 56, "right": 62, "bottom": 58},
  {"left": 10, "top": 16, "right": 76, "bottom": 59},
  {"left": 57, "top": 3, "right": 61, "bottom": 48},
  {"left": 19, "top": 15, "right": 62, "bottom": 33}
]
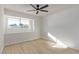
[{"left": 27, "top": 4, "right": 48, "bottom": 14}]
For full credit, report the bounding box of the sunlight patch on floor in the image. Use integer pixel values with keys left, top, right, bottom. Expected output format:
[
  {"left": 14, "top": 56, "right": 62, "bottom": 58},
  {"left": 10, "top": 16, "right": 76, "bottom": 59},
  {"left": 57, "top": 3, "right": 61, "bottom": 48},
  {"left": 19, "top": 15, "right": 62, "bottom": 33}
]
[{"left": 48, "top": 32, "right": 68, "bottom": 48}]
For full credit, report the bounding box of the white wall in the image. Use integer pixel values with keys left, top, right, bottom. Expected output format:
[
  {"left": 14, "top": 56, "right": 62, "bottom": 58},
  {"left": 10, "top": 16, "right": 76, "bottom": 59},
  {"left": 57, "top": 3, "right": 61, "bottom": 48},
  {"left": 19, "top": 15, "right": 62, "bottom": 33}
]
[
  {"left": 4, "top": 9, "right": 40, "bottom": 45},
  {"left": 0, "top": 5, "right": 4, "bottom": 53},
  {"left": 42, "top": 7, "right": 79, "bottom": 49}
]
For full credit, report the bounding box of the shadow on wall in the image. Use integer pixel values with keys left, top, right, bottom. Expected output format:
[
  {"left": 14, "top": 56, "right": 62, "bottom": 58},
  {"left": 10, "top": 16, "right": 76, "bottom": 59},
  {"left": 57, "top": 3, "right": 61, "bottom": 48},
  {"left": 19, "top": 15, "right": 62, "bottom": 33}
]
[{"left": 47, "top": 32, "right": 68, "bottom": 48}]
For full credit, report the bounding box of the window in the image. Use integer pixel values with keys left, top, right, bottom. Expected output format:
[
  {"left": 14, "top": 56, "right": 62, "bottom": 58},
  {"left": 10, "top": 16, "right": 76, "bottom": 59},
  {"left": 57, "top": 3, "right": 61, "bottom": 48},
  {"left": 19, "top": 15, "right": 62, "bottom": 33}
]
[
  {"left": 6, "top": 15, "right": 34, "bottom": 33},
  {"left": 21, "top": 18, "right": 31, "bottom": 29},
  {"left": 8, "top": 16, "right": 20, "bottom": 28}
]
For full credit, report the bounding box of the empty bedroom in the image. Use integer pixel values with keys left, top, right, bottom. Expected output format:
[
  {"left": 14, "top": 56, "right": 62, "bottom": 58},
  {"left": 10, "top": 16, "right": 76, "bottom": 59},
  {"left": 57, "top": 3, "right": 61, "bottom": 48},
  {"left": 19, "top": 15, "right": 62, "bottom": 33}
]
[{"left": 0, "top": 4, "right": 79, "bottom": 54}]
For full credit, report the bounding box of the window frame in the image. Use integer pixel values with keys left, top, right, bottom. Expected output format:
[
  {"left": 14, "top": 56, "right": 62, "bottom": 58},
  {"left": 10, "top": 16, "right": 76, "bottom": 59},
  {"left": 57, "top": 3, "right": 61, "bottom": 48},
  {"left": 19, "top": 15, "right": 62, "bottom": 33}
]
[{"left": 5, "top": 15, "right": 35, "bottom": 34}]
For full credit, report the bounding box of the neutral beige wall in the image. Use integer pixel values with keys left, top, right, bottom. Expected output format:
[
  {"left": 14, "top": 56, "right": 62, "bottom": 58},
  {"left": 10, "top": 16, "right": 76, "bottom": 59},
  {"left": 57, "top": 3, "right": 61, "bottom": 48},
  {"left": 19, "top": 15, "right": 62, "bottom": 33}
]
[
  {"left": 42, "top": 7, "right": 79, "bottom": 49},
  {"left": 4, "top": 8, "right": 40, "bottom": 46},
  {"left": 0, "top": 5, "right": 4, "bottom": 53}
]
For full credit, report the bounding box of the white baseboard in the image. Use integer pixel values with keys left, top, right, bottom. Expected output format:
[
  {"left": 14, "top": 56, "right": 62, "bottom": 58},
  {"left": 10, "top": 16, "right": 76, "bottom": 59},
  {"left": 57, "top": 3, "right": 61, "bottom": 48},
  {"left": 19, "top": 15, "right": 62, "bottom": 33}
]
[{"left": 5, "top": 36, "right": 40, "bottom": 46}]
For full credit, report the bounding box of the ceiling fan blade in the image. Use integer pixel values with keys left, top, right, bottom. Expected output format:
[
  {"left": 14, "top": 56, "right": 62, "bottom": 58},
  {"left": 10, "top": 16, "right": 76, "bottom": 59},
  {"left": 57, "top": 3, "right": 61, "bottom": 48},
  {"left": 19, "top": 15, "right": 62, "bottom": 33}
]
[
  {"left": 30, "top": 4, "right": 37, "bottom": 9},
  {"left": 36, "top": 11, "right": 39, "bottom": 14},
  {"left": 40, "top": 10, "right": 48, "bottom": 12},
  {"left": 40, "top": 5, "right": 48, "bottom": 9},
  {"left": 27, "top": 10, "right": 36, "bottom": 12}
]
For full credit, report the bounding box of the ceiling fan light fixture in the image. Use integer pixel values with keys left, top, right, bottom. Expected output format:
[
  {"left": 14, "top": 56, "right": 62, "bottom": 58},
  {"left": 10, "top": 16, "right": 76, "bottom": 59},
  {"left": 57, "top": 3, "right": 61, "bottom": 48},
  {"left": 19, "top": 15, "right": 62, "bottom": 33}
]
[{"left": 28, "top": 4, "right": 48, "bottom": 14}]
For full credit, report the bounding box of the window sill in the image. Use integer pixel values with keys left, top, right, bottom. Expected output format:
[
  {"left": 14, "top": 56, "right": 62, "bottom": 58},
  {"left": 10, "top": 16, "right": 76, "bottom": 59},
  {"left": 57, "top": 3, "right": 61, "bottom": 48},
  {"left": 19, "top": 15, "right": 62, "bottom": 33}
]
[{"left": 5, "top": 28, "right": 33, "bottom": 34}]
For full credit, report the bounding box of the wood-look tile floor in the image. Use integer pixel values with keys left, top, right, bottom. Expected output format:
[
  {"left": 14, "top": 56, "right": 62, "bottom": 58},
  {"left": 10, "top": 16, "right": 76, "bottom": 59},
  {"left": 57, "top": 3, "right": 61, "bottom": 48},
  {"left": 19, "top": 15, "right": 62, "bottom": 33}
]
[{"left": 3, "top": 39, "right": 79, "bottom": 54}]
